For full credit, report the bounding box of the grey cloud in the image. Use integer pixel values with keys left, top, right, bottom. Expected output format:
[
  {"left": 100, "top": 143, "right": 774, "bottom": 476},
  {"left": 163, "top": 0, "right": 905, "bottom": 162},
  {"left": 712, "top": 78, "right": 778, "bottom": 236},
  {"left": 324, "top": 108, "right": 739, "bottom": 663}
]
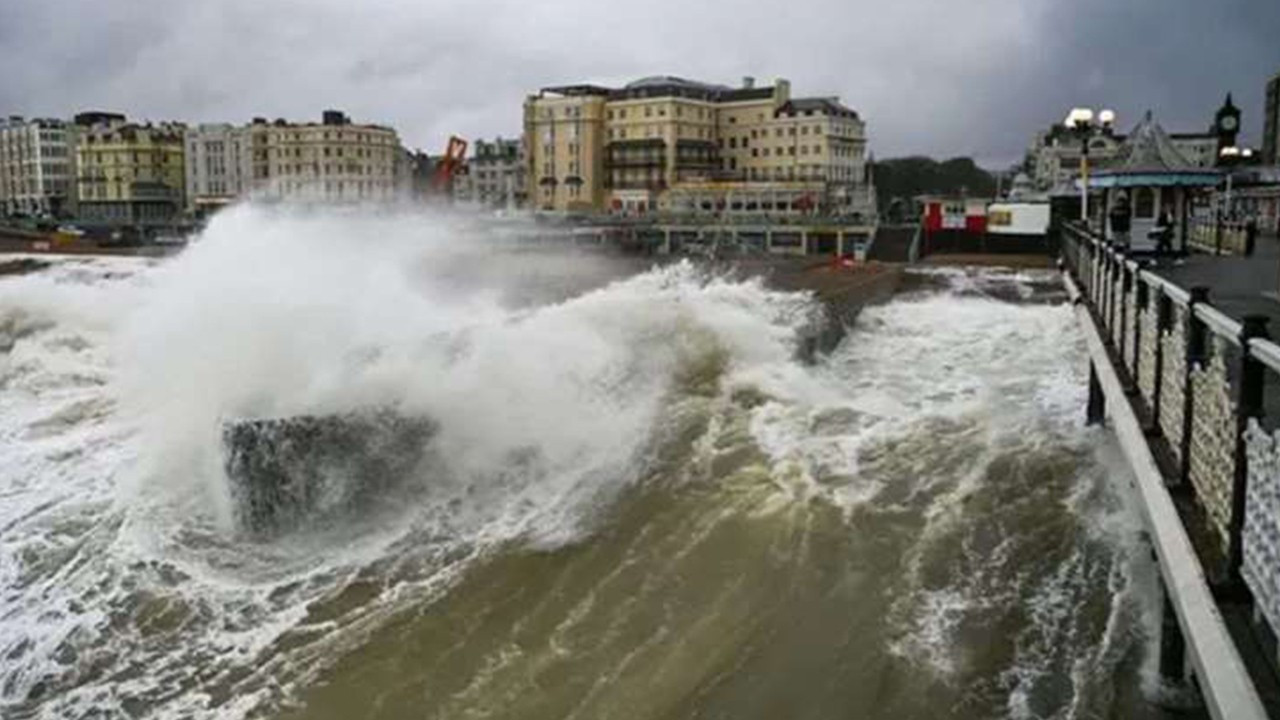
[{"left": 1, "top": 0, "right": 1277, "bottom": 165}]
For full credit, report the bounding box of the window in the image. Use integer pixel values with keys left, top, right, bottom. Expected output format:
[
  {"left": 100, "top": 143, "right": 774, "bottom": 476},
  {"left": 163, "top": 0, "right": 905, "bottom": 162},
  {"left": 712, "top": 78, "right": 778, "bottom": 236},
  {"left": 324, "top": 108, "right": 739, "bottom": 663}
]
[
  {"left": 800, "top": 146, "right": 808, "bottom": 155},
  {"left": 815, "top": 126, "right": 823, "bottom": 135},
  {"left": 729, "top": 138, "right": 737, "bottom": 149},
  {"left": 788, "top": 146, "right": 795, "bottom": 156},
  {"left": 1134, "top": 187, "right": 1155, "bottom": 218},
  {"left": 801, "top": 126, "right": 809, "bottom": 135},
  {"left": 607, "top": 110, "right": 614, "bottom": 119},
  {"left": 775, "top": 128, "right": 783, "bottom": 137},
  {"left": 788, "top": 127, "right": 796, "bottom": 136},
  {"left": 645, "top": 106, "right": 652, "bottom": 117},
  {"left": 729, "top": 116, "right": 737, "bottom": 124}
]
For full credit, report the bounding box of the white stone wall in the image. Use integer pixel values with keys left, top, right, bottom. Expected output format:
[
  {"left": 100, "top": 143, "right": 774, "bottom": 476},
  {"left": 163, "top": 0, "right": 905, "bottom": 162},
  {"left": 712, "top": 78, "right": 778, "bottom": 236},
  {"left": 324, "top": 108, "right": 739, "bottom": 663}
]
[
  {"left": 1188, "top": 336, "right": 1238, "bottom": 569},
  {"left": 1160, "top": 305, "right": 1188, "bottom": 465},
  {"left": 1122, "top": 286, "right": 1138, "bottom": 376},
  {"left": 1244, "top": 420, "right": 1280, "bottom": 637},
  {"left": 1138, "top": 300, "right": 1159, "bottom": 407}
]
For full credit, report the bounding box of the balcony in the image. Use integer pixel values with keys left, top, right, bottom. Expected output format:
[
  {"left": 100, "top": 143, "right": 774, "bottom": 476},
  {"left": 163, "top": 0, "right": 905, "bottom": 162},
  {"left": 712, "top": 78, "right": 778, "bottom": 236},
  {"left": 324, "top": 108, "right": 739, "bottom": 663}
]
[
  {"left": 608, "top": 155, "right": 664, "bottom": 168},
  {"left": 607, "top": 138, "right": 666, "bottom": 168}
]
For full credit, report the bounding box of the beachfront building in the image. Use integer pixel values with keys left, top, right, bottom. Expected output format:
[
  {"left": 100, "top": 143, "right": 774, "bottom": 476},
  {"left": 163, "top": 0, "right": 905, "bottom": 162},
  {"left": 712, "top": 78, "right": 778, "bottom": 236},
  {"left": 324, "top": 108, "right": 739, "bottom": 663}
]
[
  {"left": 245, "top": 110, "right": 400, "bottom": 204},
  {"left": 74, "top": 113, "right": 186, "bottom": 227},
  {"left": 1263, "top": 70, "right": 1279, "bottom": 166},
  {"left": 523, "top": 76, "right": 874, "bottom": 219},
  {"left": 454, "top": 137, "right": 526, "bottom": 208},
  {"left": 184, "top": 123, "right": 250, "bottom": 217},
  {"left": 0, "top": 116, "right": 76, "bottom": 218}
]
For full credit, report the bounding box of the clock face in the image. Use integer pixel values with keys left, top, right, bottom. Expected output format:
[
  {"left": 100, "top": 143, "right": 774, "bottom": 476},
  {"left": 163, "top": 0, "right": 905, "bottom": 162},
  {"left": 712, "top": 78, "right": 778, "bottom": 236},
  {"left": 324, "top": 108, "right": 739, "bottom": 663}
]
[{"left": 1222, "top": 115, "right": 1238, "bottom": 131}]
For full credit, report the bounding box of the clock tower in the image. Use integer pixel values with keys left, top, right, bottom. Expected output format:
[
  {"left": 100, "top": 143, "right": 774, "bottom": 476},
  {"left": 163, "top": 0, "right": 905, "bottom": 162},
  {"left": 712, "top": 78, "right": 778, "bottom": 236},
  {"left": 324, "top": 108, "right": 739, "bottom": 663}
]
[{"left": 1214, "top": 92, "right": 1241, "bottom": 154}]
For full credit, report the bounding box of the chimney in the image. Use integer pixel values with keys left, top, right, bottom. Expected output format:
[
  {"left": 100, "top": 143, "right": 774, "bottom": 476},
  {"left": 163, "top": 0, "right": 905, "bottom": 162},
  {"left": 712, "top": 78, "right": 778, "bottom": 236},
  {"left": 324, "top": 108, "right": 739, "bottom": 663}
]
[{"left": 742, "top": 76, "right": 755, "bottom": 89}]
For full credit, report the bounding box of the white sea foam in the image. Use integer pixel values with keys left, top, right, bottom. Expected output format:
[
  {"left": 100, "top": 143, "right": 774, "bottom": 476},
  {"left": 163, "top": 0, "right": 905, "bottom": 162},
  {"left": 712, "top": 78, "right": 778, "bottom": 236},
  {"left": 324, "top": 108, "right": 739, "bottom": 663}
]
[
  {"left": 0, "top": 204, "right": 819, "bottom": 718},
  {"left": 0, "top": 218, "right": 1161, "bottom": 718}
]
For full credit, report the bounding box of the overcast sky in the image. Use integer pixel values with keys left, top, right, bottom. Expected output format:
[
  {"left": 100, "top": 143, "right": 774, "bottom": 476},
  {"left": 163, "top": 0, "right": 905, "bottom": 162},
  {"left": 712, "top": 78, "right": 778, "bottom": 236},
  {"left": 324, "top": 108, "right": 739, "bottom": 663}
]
[{"left": 2, "top": 0, "right": 1277, "bottom": 167}]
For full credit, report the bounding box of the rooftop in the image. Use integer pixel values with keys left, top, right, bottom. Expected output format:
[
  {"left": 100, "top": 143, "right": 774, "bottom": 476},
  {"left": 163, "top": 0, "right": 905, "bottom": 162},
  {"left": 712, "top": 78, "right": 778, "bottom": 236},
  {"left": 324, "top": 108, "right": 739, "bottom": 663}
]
[
  {"left": 540, "top": 76, "right": 781, "bottom": 103},
  {"left": 778, "top": 98, "right": 859, "bottom": 120}
]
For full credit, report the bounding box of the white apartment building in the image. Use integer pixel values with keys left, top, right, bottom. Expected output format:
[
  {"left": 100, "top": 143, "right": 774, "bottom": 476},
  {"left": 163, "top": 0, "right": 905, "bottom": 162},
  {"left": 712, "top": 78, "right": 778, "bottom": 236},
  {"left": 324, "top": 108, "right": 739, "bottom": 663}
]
[
  {"left": 185, "top": 123, "right": 249, "bottom": 216},
  {"left": 455, "top": 137, "right": 526, "bottom": 208},
  {"left": 0, "top": 116, "right": 75, "bottom": 217}
]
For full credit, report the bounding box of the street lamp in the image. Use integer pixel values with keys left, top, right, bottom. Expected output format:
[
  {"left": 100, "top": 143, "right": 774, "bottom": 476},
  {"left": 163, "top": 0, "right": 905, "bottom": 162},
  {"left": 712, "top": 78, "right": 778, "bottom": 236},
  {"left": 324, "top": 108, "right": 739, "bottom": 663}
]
[{"left": 1064, "top": 107, "right": 1116, "bottom": 222}]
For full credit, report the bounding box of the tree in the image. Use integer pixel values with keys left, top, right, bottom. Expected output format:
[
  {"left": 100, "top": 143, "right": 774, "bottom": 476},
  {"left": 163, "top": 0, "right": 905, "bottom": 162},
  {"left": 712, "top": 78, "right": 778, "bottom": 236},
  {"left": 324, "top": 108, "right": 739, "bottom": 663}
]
[{"left": 871, "top": 156, "right": 997, "bottom": 218}]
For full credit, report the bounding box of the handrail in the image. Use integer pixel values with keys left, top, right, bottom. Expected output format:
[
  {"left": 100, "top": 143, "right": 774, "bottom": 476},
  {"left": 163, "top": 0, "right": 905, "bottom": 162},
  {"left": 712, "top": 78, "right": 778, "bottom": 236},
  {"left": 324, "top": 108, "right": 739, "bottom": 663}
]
[
  {"left": 1248, "top": 338, "right": 1280, "bottom": 375},
  {"left": 1194, "top": 303, "right": 1244, "bottom": 344},
  {"left": 1137, "top": 269, "right": 1191, "bottom": 305}
]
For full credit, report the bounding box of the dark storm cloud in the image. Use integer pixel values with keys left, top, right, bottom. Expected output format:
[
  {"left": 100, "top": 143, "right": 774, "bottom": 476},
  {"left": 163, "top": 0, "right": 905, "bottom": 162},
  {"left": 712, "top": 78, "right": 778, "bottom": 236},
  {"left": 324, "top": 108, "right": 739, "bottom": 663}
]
[{"left": 1, "top": 0, "right": 1277, "bottom": 166}]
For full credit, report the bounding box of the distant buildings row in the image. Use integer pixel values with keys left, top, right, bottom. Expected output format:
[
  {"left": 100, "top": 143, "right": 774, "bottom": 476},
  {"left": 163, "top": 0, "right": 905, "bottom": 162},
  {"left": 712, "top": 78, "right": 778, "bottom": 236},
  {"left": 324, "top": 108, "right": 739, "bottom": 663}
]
[
  {"left": 0, "top": 109, "right": 425, "bottom": 227},
  {"left": 0, "top": 74, "right": 880, "bottom": 227}
]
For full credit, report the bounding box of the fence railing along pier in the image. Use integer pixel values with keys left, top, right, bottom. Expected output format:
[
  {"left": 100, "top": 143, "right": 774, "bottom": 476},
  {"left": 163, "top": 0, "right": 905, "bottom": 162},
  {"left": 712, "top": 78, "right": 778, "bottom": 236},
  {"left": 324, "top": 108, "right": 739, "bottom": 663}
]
[{"left": 1062, "top": 220, "right": 1280, "bottom": 718}]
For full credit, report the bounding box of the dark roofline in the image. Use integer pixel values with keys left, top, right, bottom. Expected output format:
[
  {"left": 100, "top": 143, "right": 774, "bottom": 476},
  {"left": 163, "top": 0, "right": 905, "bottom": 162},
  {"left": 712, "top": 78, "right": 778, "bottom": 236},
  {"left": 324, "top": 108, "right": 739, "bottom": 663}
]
[
  {"left": 540, "top": 84, "right": 612, "bottom": 97},
  {"left": 609, "top": 83, "right": 774, "bottom": 103},
  {"left": 777, "top": 98, "right": 859, "bottom": 120},
  {"left": 537, "top": 78, "right": 777, "bottom": 104}
]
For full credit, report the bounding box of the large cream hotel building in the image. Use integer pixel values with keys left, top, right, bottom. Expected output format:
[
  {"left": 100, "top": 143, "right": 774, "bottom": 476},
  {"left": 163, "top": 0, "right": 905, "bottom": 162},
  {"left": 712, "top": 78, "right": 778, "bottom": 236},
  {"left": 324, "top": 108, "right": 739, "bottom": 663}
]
[{"left": 524, "top": 76, "right": 873, "bottom": 218}]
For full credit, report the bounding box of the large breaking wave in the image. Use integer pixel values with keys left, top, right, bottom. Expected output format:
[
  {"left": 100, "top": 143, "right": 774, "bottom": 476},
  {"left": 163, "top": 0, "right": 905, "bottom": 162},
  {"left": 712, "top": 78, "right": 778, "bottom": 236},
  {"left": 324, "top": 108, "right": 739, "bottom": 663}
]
[{"left": 1, "top": 207, "right": 1174, "bottom": 719}]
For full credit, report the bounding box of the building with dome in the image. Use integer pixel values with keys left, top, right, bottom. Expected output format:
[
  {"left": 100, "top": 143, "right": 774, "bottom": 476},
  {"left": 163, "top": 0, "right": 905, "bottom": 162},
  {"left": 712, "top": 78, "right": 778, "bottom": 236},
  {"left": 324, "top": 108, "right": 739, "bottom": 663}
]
[{"left": 522, "top": 76, "right": 874, "bottom": 220}]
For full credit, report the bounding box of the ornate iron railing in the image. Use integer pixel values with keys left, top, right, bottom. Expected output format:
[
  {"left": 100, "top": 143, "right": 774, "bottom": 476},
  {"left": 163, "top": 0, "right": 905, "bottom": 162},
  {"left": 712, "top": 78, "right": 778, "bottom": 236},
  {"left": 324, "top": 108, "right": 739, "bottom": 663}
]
[{"left": 1061, "top": 222, "right": 1280, "bottom": 640}]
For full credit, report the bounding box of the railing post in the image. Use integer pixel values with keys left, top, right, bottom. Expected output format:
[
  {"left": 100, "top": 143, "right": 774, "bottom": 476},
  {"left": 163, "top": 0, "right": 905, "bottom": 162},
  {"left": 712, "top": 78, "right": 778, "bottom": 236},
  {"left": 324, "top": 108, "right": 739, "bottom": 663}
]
[
  {"left": 1151, "top": 289, "right": 1169, "bottom": 431},
  {"left": 1120, "top": 264, "right": 1132, "bottom": 371},
  {"left": 1087, "top": 361, "right": 1106, "bottom": 425},
  {"left": 1133, "top": 278, "right": 1146, "bottom": 387},
  {"left": 1180, "top": 286, "right": 1211, "bottom": 487},
  {"left": 1229, "top": 314, "right": 1270, "bottom": 583},
  {"left": 1104, "top": 249, "right": 1115, "bottom": 332},
  {"left": 1160, "top": 580, "right": 1187, "bottom": 681},
  {"left": 1110, "top": 250, "right": 1124, "bottom": 337},
  {"left": 1215, "top": 216, "right": 1224, "bottom": 256}
]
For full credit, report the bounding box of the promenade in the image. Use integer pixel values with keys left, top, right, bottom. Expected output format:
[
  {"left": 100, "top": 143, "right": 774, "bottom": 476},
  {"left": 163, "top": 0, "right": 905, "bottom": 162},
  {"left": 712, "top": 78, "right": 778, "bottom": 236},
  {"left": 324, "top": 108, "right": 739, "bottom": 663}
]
[{"left": 1145, "top": 231, "right": 1280, "bottom": 327}]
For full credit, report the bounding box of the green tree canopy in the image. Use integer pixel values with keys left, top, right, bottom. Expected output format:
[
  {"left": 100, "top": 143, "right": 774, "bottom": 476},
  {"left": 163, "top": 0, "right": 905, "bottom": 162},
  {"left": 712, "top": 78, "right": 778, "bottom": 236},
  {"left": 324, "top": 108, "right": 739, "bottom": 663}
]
[{"left": 872, "top": 157, "right": 996, "bottom": 221}]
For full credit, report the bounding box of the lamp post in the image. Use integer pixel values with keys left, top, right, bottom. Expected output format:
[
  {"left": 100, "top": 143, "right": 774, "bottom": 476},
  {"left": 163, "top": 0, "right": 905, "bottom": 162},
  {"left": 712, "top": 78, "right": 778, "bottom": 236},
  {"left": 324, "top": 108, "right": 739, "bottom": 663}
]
[{"left": 1065, "top": 107, "right": 1116, "bottom": 224}]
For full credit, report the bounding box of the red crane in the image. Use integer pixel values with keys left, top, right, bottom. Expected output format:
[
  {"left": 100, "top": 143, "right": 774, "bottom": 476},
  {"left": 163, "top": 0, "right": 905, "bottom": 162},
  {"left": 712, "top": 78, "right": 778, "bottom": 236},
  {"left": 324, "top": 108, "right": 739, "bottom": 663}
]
[{"left": 431, "top": 136, "right": 468, "bottom": 196}]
